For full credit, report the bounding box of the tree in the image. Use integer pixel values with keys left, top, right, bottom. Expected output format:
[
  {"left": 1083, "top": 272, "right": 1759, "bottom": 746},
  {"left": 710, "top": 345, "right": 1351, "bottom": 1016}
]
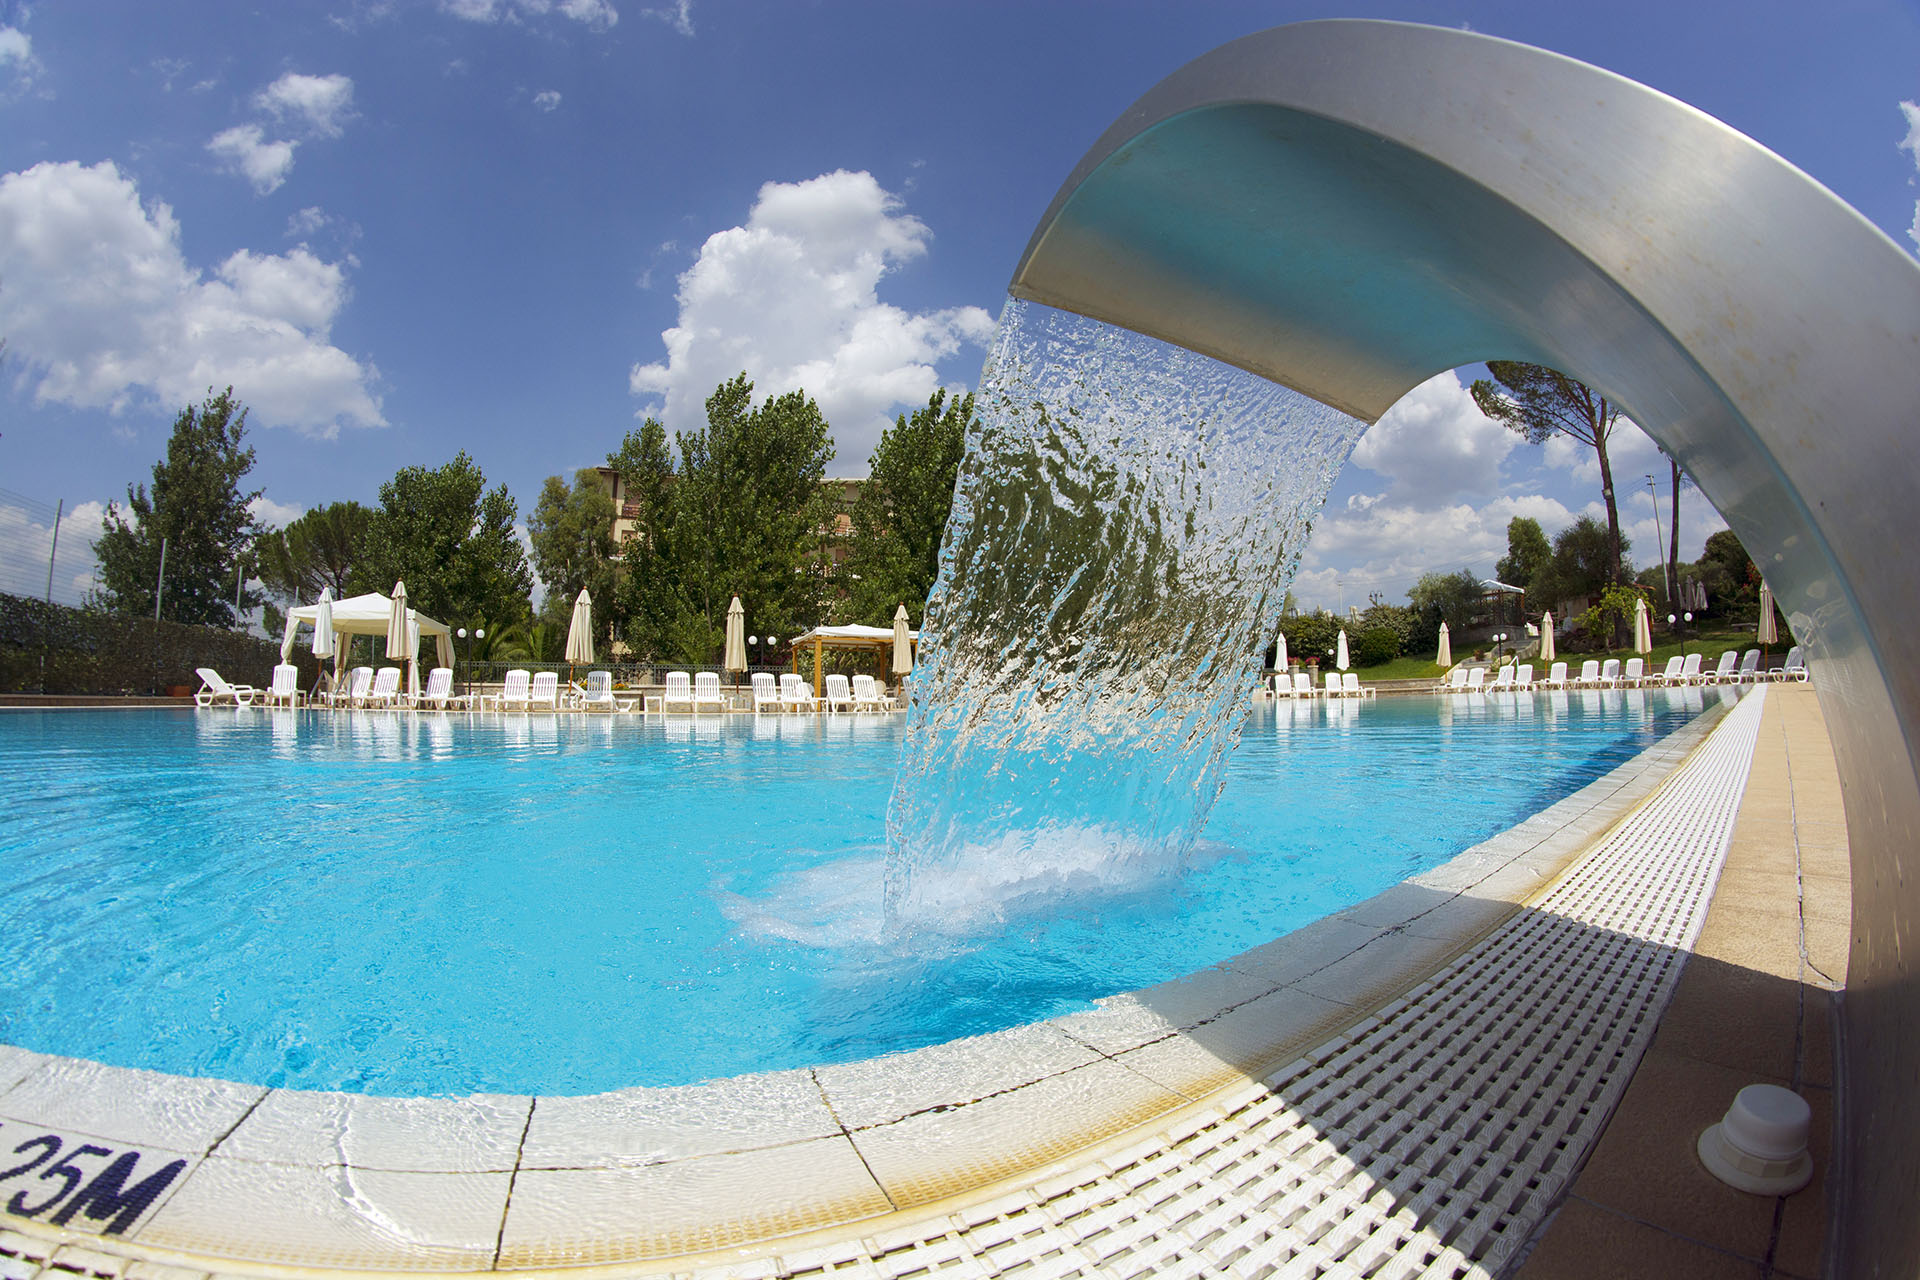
[
  {"left": 671, "top": 374, "right": 837, "bottom": 658},
  {"left": 1471, "top": 363, "right": 1628, "bottom": 599},
  {"left": 94, "top": 387, "right": 262, "bottom": 626},
  {"left": 1407, "top": 569, "right": 1481, "bottom": 638},
  {"left": 255, "top": 501, "right": 372, "bottom": 605},
  {"left": 1698, "top": 529, "right": 1760, "bottom": 607},
  {"left": 1496, "top": 516, "right": 1552, "bottom": 599},
  {"left": 841, "top": 389, "right": 974, "bottom": 624},
  {"left": 1532, "top": 515, "right": 1630, "bottom": 616},
  {"left": 354, "top": 452, "right": 533, "bottom": 628},
  {"left": 528, "top": 469, "right": 619, "bottom": 633},
  {"left": 607, "top": 417, "right": 706, "bottom": 661}
]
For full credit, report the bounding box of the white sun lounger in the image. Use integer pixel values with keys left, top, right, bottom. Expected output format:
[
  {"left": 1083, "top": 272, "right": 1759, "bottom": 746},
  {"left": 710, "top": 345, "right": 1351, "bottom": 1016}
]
[
  {"left": 528, "top": 671, "right": 561, "bottom": 710},
  {"left": 1439, "top": 668, "right": 1468, "bottom": 694},
  {"left": 1572, "top": 659, "right": 1602, "bottom": 689},
  {"left": 1705, "top": 650, "right": 1740, "bottom": 684},
  {"left": 1464, "top": 667, "right": 1486, "bottom": 693},
  {"left": 1736, "top": 648, "right": 1762, "bottom": 683},
  {"left": 490, "top": 668, "right": 532, "bottom": 711},
  {"left": 1678, "top": 653, "right": 1706, "bottom": 685},
  {"left": 571, "top": 670, "right": 631, "bottom": 712},
  {"left": 751, "top": 672, "right": 781, "bottom": 713},
  {"left": 662, "top": 671, "right": 694, "bottom": 713},
  {"left": 327, "top": 665, "right": 374, "bottom": 708},
  {"left": 364, "top": 667, "right": 403, "bottom": 708},
  {"left": 1598, "top": 658, "right": 1621, "bottom": 688},
  {"left": 1487, "top": 666, "right": 1515, "bottom": 694},
  {"left": 1776, "top": 646, "right": 1809, "bottom": 682},
  {"left": 1622, "top": 657, "right": 1644, "bottom": 687},
  {"left": 1647, "top": 655, "right": 1685, "bottom": 687},
  {"left": 1323, "top": 670, "right": 1342, "bottom": 698},
  {"left": 779, "top": 673, "right": 818, "bottom": 712},
  {"left": 852, "top": 674, "right": 890, "bottom": 711},
  {"left": 693, "top": 671, "right": 727, "bottom": 713},
  {"left": 1292, "top": 671, "right": 1315, "bottom": 698},
  {"left": 1540, "top": 661, "right": 1569, "bottom": 691},
  {"left": 262, "top": 664, "right": 302, "bottom": 708},
  {"left": 823, "top": 674, "right": 856, "bottom": 713},
  {"left": 193, "top": 667, "right": 257, "bottom": 707},
  {"left": 1514, "top": 663, "right": 1534, "bottom": 692}
]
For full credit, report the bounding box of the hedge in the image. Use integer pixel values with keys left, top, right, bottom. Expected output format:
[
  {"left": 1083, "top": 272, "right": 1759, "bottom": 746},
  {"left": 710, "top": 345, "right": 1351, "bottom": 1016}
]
[{"left": 0, "top": 592, "right": 314, "bottom": 695}]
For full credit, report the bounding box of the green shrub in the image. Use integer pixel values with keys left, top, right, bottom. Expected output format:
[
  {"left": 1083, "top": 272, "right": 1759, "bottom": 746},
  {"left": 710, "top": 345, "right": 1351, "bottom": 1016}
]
[{"left": 1353, "top": 626, "right": 1401, "bottom": 667}]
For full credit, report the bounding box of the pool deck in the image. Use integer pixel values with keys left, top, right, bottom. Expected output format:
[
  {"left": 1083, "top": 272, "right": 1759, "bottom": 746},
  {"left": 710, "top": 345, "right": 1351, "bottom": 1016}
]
[{"left": 0, "top": 685, "right": 1841, "bottom": 1278}]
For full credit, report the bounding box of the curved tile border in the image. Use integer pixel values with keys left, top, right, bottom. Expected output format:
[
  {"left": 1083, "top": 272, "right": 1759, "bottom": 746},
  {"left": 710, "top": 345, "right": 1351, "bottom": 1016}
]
[{"left": 0, "top": 693, "right": 1737, "bottom": 1273}]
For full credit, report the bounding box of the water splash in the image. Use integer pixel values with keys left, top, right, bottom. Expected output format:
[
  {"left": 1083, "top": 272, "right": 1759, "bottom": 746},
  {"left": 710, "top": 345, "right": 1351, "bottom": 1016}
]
[{"left": 885, "top": 298, "right": 1369, "bottom": 927}]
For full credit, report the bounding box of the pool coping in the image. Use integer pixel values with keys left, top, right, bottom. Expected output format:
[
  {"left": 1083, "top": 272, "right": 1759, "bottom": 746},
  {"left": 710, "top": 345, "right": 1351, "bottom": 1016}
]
[{"left": 0, "top": 688, "right": 1739, "bottom": 1275}]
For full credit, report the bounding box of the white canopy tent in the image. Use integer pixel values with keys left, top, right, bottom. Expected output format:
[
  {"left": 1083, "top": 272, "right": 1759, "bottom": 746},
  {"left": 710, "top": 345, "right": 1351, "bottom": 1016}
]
[
  {"left": 789, "top": 622, "right": 920, "bottom": 694},
  {"left": 280, "top": 591, "right": 455, "bottom": 696}
]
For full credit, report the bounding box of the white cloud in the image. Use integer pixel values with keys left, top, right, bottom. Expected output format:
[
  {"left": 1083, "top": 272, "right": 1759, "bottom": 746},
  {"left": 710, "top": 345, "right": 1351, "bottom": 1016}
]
[
  {"left": 630, "top": 169, "right": 994, "bottom": 467},
  {"left": 249, "top": 496, "right": 306, "bottom": 529},
  {"left": 0, "top": 24, "right": 40, "bottom": 92},
  {"left": 0, "top": 159, "right": 385, "bottom": 437},
  {"left": 1899, "top": 101, "right": 1920, "bottom": 252},
  {"left": 442, "top": 0, "right": 618, "bottom": 30},
  {"left": 287, "top": 206, "right": 330, "bottom": 237},
  {"left": 640, "top": 0, "right": 692, "bottom": 36},
  {"left": 257, "top": 72, "right": 355, "bottom": 138},
  {"left": 0, "top": 498, "right": 104, "bottom": 607},
  {"left": 1348, "top": 370, "right": 1517, "bottom": 504},
  {"left": 208, "top": 125, "right": 298, "bottom": 194},
  {"left": 532, "top": 89, "right": 561, "bottom": 112},
  {"left": 1540, "top": 416, "right": 1663, "bottom": 490}
]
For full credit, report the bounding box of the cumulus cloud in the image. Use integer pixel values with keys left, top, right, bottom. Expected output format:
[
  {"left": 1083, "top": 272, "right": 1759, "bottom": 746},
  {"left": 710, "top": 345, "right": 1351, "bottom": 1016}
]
[
  {"left": 1347, "top": 370, "right": 1518, "bottom": 503},
  {"left": 532, "top": 89, "right": 561, "bottom": 111},
  {"left": 1539, "top": 416, "right": 1664, "bottom": 489},
  {"left": 442, "top": 0, "right": 618, "bottom": 30},
  {"left": 0, "top": 160, "right": 384, "bottom": 437},
  {"left": 1899, "top": 101, "right": 1920, "bottom": 252},
  {"left": 208, "top": 125, "right": 298, "bottom": 194},
  {"left": 0, "top": 24, "right": 40, "bottom": 94},
  {"left": 0, "top": 498, "right": 105, "bottom": 607},
  {"left": 631, "top": 169, "right": 994, "bottom": 467},
  {"left": 249, "top": 496, "right": 307, "bottom": 529},
  {"left": 257, "top": 72, "right": 355, "bottom": 138}
]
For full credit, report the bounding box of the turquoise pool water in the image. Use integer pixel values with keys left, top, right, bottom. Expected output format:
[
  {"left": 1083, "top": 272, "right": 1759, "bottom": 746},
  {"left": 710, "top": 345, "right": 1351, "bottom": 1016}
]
[{"left": 0, "top": 690, "right": 1715, "bottom": 1096}]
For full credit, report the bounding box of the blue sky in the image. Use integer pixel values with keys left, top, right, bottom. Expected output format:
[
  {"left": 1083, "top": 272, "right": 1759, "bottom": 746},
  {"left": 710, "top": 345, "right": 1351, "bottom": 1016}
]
[{"left": 2, "top": 0, "right": 1917, "bottom": 613}]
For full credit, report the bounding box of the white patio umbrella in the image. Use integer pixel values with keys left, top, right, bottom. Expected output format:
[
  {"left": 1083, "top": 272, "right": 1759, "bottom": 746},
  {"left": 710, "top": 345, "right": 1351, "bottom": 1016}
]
[
  {"left": 1435, "top": 621, "right": 1451, "bottom": 669},
  {"left": 386, "top": 581, "right": 409, "bottom": 659},
  {"left": 1335, "top": 628, "right": 1349, "bottom": 671},
  {"left": 406, "top": 612, "right": 423, "bottom": 701},
  {"left": 565, "top": 588, "right": 595, "bottom": 670},
  {"left": 1274, "top": 629, "right": 1288, "bottom": 670},
  {"left": 1633, "top": 595, "right": 1653, "bottom": 654},
  {"left": 892, "top": 604, "right": 914, "bottom": 677},
  {"left": 1758, "top": 582, "right": 1778, "bottom": 648},
  {"left": 312, "top": 588, "right": 336, "bottom": 660},
  {"left": 724, "top": 596, "right": 747, "bottom": 683},
  {"left": 1540, "top": 612, "right": 1556, "bottom": 664}
]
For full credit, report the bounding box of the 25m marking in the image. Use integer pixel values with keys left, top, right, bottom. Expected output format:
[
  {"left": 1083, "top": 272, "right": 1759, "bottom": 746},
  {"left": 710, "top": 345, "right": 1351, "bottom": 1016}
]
[{"left": 0, "top": 1123, "right": 187, "bottom": 1236}]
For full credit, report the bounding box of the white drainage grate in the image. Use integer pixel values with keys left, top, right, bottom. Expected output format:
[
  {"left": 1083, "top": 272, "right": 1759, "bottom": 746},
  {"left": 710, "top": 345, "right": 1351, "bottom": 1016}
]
[{"left": 764, "top": 689, "right": 1766, "bottom": 1280}]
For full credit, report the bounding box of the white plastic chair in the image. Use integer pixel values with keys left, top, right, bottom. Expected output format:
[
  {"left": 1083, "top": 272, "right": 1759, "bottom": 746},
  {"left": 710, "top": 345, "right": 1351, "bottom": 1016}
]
[
  {"left": 1440, "top": 668, "right": 1468, "bottom": 693},
  {"left": 1464, "top": 668, "right": 1486, "bottom": 692},
  {"left": 1572, "top": 659, "right": 1602, "bottom": 689},
  {"left": 1737, "top": 649, "right": 1762, "bottom": 683},
  {"left": 1487, "top": 666, "right": 1516, "bottom": 694},
  {"left": 1622, "top": 657, "right": 1644, "bottom": 687},
  {"left": 263, "top": 664, "right": 301, "bottom": 708},
  {"left": 1679, "top": 653, "right": 1706, "bottom": 684},
  {"left": 1540, "top": 661, "right": 1570, "bottom": 690},
  {"left": 418, "top": 667, "right": 466, "bottom": 710},
  {"left": 1323, "top": 670, "right": 1342, "bottom": 698},
  {"left": 365, "top": 667, "right": 403, "bottom": 708},
  {"left": 529, "top": 671, "right": 560, "bottom": 710},
  {"left": 779, "top": 673, "right": 817, "bottom": 712},
  {"left": 1342, "top": 671, "right": 1373, "bottom": 699},
  {"left": 822, "top": 674, "right": 855, "bottom": 713},
  {"left": 1292, "top": 671, "right": 1314, "bottom": 698},
  {"left": 330, "top": 665, "right": 374, "bottom": 707},
  {"left": 1599, "top": 658, "right": 1621, "bottom": 688},
  {"left": 1648, "top": 655, "right": 1684, "bottom": 687},
  {"left": 851, "top": 674, "right": 888, "bottom": 711},
  {"left": 193, "top": 667, "right": 257, "bottom": 707},
  {"left": 1777, "top": 646, "right": 1809, "bottom": 682},
  {"left": 750, "top": 672, "right": 780, "bottom": 713},
  {"left": 1706, "top": 650, "right": 1740, "bottom": 684},
  {"left": 693, "top": 671, "right": 727, "bottom": 713},
  {"left": 492, "top": 668, "right": 532, "bottom": 711},
  {"left": 1514, "top": 663, "right": 1535, "bottom": 691},
  {"left": 662, "top": 671, "right": 694, "bottom": 712}
]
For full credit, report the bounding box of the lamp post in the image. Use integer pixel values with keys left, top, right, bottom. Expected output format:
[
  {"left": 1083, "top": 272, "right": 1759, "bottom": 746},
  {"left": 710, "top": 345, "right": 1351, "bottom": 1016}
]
[
  {"left": 456, "top": 626, "right": 485, "bottom": 699},
  {"left": 1668, "top": 612, "right": 1692, "bottom": 662},
  {"left": 1493, "top": 631, "right": 1508, "bottom": 668}
]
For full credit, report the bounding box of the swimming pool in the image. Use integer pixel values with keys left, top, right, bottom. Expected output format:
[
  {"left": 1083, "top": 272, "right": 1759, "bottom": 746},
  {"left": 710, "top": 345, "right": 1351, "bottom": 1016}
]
[{"left": 0, "top": 689, "right": 1714, "bottom": 1097}]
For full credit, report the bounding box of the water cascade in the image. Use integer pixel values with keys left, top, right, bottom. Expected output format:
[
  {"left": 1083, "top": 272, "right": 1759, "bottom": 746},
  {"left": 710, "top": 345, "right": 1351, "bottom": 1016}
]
[{"left": 885, "top": 298, "right": 1370, "bottom": 927}]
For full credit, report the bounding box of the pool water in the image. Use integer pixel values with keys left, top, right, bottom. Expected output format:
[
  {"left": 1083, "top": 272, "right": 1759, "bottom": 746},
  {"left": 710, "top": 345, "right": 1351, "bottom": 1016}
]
[{"left": 0, "top": 690, "right": 1715, "bottom": 1096}]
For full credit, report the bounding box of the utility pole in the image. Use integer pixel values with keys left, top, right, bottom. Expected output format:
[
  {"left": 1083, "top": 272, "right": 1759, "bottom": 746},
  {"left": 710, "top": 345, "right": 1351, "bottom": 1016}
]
[
  {"left": 1646, "top": 475, "right": 1671, "bottom": 626},
  {"left": 44, "top": 499, "right": 62, "bottom": 602},
  {"left": 153, "top": 537, "right": 168, "bottom": 622}
]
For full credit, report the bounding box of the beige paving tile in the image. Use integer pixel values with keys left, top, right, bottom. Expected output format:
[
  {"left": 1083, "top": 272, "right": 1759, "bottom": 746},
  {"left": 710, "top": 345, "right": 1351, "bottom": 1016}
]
[
  {"left": 1219, "top": 916, "right": 1385, "bottom": 990},
  {"left": 1803, "top": 915, "right": 1852, "bottom": 984},
  {"left": 1112, "top": 987, "right": 1352, "bottom": 1098},
  {"left": 1516, "top": 1196, "right": 1763, "bottom": 1280},
  {"left": 137, "top": 1158, "right": 509, "bottom": 1270},
  {"left": 1291, "top": 929, "right": 1466, "bottom": 1011},
  {"left": 1570, "top": 1047, "right": 1782, "bottom": 1261},
  {"left": 498, "top": 1136, "right": 889, "bottom": 1267},
  {"left": 850, "top": 1058, "right": 1188, "bottom": 1209},
  {"left": 1, "top": 1058, "right": 263, "bottom": 1152},
  {"left": 1799, "top": 874, "right": 1852, "bottom": 926},
  {"left": 1396, "top": 891, "right": 1520, "bottom": 945},
  {"left": 0, "top": 1044, "right": 50, "bottom": 1094},
  {"left": 214, "top": 1090, "right": 531, "bottom": 1172},
  {"left": 816, "top": 1023, "right": 1102, "bottom": 1130},
  {"left": 1693, "top": 910, "right": 1802, "bottom": 978},
  {"left": 1333, "top": 880, "right": 1459, "bottom": 929},
  {"left": 1773, "top": 1084, "right": 1833, "bottom": 1280},
  {"left": 1651, "top": 955, "right": 1799, "bottom": 1081},
  {"left": 1050, "top": 964, "right": 1276, "bottom": 1055},
  {"left": 520, "top": 1069, "right": 839, "bottom": 1169}
]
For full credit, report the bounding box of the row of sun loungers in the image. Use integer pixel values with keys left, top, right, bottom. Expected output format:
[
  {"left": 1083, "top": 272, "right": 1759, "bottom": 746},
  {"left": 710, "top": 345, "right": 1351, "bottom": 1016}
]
[
  {"left": 1272, "top": 671, "right": 1377, "bottom": 699},
  {"left": 192, "top": 664, "right": 901, "bottom": 714},
  {"left": 1432, "top": 646, "right": 1808, "bottom": 694}
]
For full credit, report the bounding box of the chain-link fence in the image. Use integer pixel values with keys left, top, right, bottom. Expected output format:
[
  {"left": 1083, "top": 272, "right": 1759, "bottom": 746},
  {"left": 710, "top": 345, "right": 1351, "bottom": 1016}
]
[
  {"left": 0, "top": 487, "right": 100, "bottom": 609},
  {"left": 0, "top": 590, "right": 315, "bottom": 695}
]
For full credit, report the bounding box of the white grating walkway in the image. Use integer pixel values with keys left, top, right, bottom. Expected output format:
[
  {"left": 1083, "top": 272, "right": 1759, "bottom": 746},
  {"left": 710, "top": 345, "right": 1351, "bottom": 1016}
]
[
  {"left": 746, "top": 688, "right": 1768, "bottom": 1280},
  {"left": 0, "top": 691, "right": 1767, "bottom": 1280}
]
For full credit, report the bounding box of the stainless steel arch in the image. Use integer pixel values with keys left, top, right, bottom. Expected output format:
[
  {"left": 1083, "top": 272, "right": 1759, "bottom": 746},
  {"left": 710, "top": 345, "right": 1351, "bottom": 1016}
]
[{"left": 1011, "top": 21, "right": 1920, "bottom": 1273}]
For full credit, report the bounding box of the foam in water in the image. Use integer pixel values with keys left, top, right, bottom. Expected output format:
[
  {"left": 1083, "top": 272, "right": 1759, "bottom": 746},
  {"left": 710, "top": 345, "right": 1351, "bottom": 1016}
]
[{"left": 885, "top": 298, "right": 1371, "bottom": 928}]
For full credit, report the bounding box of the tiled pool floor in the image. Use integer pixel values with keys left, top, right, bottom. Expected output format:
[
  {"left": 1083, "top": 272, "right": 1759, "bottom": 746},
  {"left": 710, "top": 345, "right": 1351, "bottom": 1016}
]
[{"left": 0, "top": 689, "right": 1784, "bottom": 1278}]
